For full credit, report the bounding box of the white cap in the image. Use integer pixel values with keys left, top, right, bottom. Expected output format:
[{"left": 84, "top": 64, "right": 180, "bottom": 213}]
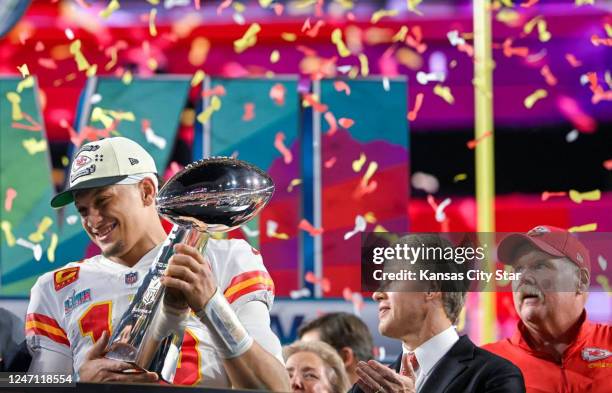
[{"left": 51, "top": 137, "right": 158, "bottom": 208}]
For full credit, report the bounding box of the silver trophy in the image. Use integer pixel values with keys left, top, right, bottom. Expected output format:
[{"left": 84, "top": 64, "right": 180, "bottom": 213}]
[{"left": 105, "top": 157, "right": 274, "bottom": 382}]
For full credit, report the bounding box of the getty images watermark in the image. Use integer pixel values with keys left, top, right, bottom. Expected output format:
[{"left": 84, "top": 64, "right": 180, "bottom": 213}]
[{"left": 360, "top": 232, "right": 612, "bottom": 292}]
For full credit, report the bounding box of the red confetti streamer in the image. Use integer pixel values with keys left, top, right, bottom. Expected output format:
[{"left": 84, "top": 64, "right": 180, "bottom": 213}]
[
  {"left": 540, "top": 65, "right": 558, "bottom": 86},
  {"left": 38, "top": 58, "right": 58, "bottom": 69},
  {"left": 305, "top": 20, "right": 325, "bottom": 38},
  {"left": 467, "top": 131, "right": 492, "bottom": 149},
  {"left": 502, "top": 38, "right": 529, "bottom": 58},
  {"left": 269, "top": 83, "right": 286, "bottom": 106},
  {"left": 333, "top": 81, "right": 351, "bottom": 95},
  {"left": 405, "top": 26, "right": 427, "bottom": 54},
  {"left": 565, "top": 54, "right": 582, "bottom": 68},
  {"left": 202, "top": 85, "right": 226, "bottom": 98},
  {"left": 324, "top": 157, "right": 337, "bottom": 168},
  {"left": 339, "top": 118, "right": 354, "bottom": 128},
  {"left": 408, "top": 93, "right": 424, "bottom": 121},
  {"left": 324, "top": 111, "right": 337, "bottom": 136},
  {"left": 273, "top": 4, "right": 284, "bottom": 15},
  {"left": 352, "top": 180, "right": 378, "bottom": 199},
  {"left": 591, "top": 34, "right": 612, "bottom": 46},
  {"left": 299, "top": 219, "right": 324, "bottom": 236},
  {"left": 603, "top": 159, "right": 612, "bottom": 171},
  {"left": 541, "top": 191, "right": 567, "bottom": 201},
  {"left": 274, "top": 132, "right": 292, "bottom": 164},
  {"left": 305, "top": 271, "right": 330, "bottom": 292},
  {"left": 216, "top": 0, "right": 232, "bottom": 15},
  {"left": 556, "top": 95, "right": 596, "bottom": 133},
  {"left": 4, "top": 188, "right": 17, "bottom": 212},
  {"left": 520, "top": 0, "right": 539, "bottom": 7},
  {"left": 296, "top": 45, "right": 318, "bottom": 57},
  {"left": 12, "top": 112, "right": 42, "bottom": 132},
  {"left": 303, "top": 94, "right": 328, "bottom": 113},
  {"left": 242, "top": 103, "right": 255, "bottom": 121}
]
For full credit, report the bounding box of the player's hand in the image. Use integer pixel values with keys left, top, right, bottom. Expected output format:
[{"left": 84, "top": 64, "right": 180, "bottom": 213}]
[
  {"left": 160, "top": 243, "right": 217, "bottom": 312},
  {"left": 78, "top": 331, "right": 159, "bottom": 383},
  {"left": 356, "top": 355, "right": 416, "bottom": 393}
]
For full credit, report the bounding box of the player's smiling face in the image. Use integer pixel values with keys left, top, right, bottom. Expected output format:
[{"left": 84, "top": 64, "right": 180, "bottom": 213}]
[{"left": 75, "top": 183, "right": 149, "bottom": 262}]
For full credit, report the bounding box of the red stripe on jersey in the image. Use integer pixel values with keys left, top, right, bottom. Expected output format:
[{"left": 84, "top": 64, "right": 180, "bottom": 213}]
[
  {"left": 225, "top": 270, "right": 271, "bottom": 288},
  {"left": 225, "top": 281, "right": 275, "bottom": 304},
  {"left": 25, "top": 313, "right": 70, "bottom": 347}
]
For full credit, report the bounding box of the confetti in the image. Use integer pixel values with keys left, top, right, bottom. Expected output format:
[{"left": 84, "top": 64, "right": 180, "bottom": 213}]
[
  {"left": 524, "top": 89, "right": 547, "bottom": 109},
  {"left": 434, "top": 198, "right": 452, "bottom": 222},
  {"left": 566, "top": 129, "right": 579, "bottom": 142},
  {"left": 240, "top": 224, "right": 259, "bottom": 238},
  {"left": 405, "top": 26, "right": 427, "bottom": 54},
  {"left": 407, "top": 0, "right": 424, "bottom": 15},
  {"left": 604, "top": 159, "right": 612, "bottom": 170},
  {"left": 575, "top": 0, "right": 595, "bottom": 5},
  {"left": 453, "top": 173, "right": 467, "bottom": 183},
  {"left": 520, "top": 0, "right": 539, "bottom": 7},
  {"left": 393, "top": 26, "right": 409, "bottom": 42},
  {"left": 565, "top": 53, "right": 582, "bottom": 68},
  {"left": 569, "top": 189, "right": 601, "bottom": 204},
  {"left": 287, "top": 178, "right": 302, "bottom": 192},
  {"left": 342, "top": 287, "right": 364, "bottom": 315},
  {"left": 216, "top": 0, "right": 232, "bottom": 15},
  {"left": 22, "top": 138, "right": 47, "bottom": 155},
  {"left": 360, "top": 162, "right": 378, "bottom": 188},
  {"left": 16, "top": 76, "right": 34, "bottom": 93},
  {"left": 47, "top": 233, "right": 58, "bottom": 263},
  {"left": 16, "top": 238, "right": 42, "bottom": 261},
  {"left": 568, "top": 223, "right": 597, "bottom": 233},
  {"left": 100, "top": 0, "right": 120, "bottom": 19},
  {"left": 4, "top": 188, "right": 17, "bottom": 212},
  {"left": 141, "top": 119, "right": 167, "bottom": 149},
  {"left": 304, "top": 20, "right": 325, "bottom": 38},
  {"left": 69, "top": 39, "right": 91, "bottom": 72},
  {"left": 197, "top": 96, "right": 222, "bottom": 124},
  {"left": 557, "top": 95, "right": 596, "bottom": 133},
  {"left": 270, "top": 50, "right": 280, "bottom": 63},
  {"left": 274, "top": 132, "right": 293, "bottom": 164},
  {"left": 281, "top": 32, "right": 297, "bottom": 42},
  {"left": 305, "top": 272, "right": 330, "bottom": 292},
  {"left": 502, "top": 38, "right": 529, "bottom": 58},
  {"left": 371, "top": 9, "right": 398, "bottom": 24},
  {"left": 303, "top": 94, "right": 328, "bottom": 112},
  {"left": 38, "top": 58, "right": 58, "bottom": 69},
  {"left": 408, "top": 93, "right": 424, "bottom": 121},
  {"left": 540, "top": 65, "right": 558, "bottom": 86},
  {"left": 353, "top": 180, "right": 378, "bottom": 198},
  {"left": 269, "top": 83, "right": 286, "bottom": 106},
  {"left": 28, "top": 216, "right": 53, "bottom": 243},
  {"left": 66, "top": 215, "right": 79, "bottom": 225},
  {"left": 467, "top": 131, "right": 493, "bottom": 149},
  {"left": 333, "top": 81, "right": 351, "bottom": 95},
  {"left": 416, "top": 71, "right": 445, "bottom": 85},
  {"left": 331, "top": 28, "right": 351, "bottom": 58},
  {"left": 591, "top": 35, "right": 612, "bottom": 47},
  {"left": 412, "top": 172, "right": 439, "bottom": 194},
  {"left": 433, "top": 84, "right": 455, "bottom": 104},
  {"left": 595, "top": 276, "right": 611, "bottom": 295},
  {"left": 6, "top": 92, "right": 23, "bottom": 121},
  {"left": 191, "top": 70, "right": 205, "bottom": 86},
  {"left": 242, "top": 103, "right": 255, "bottom": 121},
  {"left": 352, "top": 153, "right": 366, "bottom": 172},
  {"left": 599, "top": 255, "right": 607, "bottom": 271},
  {"left": 17, "top": 64, "right": 29, "bottom": 78},
  {"left": 537, "top": 20, "right": 551, "bottom": 42},
  {"left": 202, "top": 85, "right": 227, "bottom": 98},
  {"left": 273, "top": 3, "right": 284, "bottom": 15},
  {"left": 121, "top": 70, "right": 133, "bottom": 85},
  {"left": 189, "top": 37, "right": 210, "bottom": 66},
  {"left": 339, "top": 118, "right": 354, "bottom": 128},
  {"left": 344, "top": 215, "right": 367, "bottom": 240},
  {"left": 1, "top": 221, "right": 16, "bottom": 247},
  {"left": 234, "top": 23, "right": 261, "bottom": 54},
  {"left": 358, "top": 53, "right": 369, "bottom": 77},
  {"left": 324, "top": 111, "right": 338, "bottom": 136},
  {"left": 266, "top": 220, "right": 289, "bottom": 240},
  {"left": 290, "top": 288, "right": 312, "bottom": 299},
  {"left": 324, "top": 157, "right": 337, "bottom": 168},
  {"left": 299, "top": 219, "right": 324, "bottom": 236}
]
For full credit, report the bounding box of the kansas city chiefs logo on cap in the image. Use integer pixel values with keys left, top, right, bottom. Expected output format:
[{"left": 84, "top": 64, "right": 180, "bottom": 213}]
[
  {"left": 528, "top": 226, "right": 550, "bottom": 236},
  {"left": 72, "top": 155, "right": 92, "bottom": 172},
  {"left": 581, "top": 347, "right": 611, "bottom": 362}
]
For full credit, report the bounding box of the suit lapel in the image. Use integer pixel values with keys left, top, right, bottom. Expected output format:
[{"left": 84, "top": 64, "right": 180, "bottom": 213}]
[{"left": 419, "top": 336, "right": 475, "bottom": 393}]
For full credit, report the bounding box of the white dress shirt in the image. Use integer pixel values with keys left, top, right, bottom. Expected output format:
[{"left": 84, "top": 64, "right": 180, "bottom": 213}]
[{"left": 402, "top": 326, "right": 460, "bottom": 392}]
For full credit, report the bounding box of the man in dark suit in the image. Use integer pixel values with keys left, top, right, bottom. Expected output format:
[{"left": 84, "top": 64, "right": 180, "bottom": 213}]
[{"left": 353, "top": 234, "right": 525, "bottom": 393}]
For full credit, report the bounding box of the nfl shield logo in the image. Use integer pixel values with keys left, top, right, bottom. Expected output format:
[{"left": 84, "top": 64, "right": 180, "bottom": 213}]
[{"left": 125, "top": 272, "right": 138, "bottom": 285}]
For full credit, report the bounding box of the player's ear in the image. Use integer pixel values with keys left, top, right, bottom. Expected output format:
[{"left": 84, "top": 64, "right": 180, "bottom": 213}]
[
  {"left": 139, "top": 178, "right": 156, "bottom": 206},
  {"left": 577, "top": 267, "right": 590, "bottom": 293}
]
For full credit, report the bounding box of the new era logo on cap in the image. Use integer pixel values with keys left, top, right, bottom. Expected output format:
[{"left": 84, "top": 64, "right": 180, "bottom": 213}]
[{"left": 50, "top": 137, "right": 158, "bottom": 208}]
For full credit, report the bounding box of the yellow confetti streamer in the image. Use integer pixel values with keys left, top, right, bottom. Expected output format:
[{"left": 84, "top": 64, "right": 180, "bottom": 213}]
[
  {"left": 147, "top": 58, "right": 158, "bottom": 71},
  {"left": 233, "top": 2, "right": 245, "bottom": 12},
  {"left": 569, "top": 189, "right": 601, "bottom": 204},
  {"left": 371, "top": 9, "right": 399, "bottom": 24},
  {"left": 69, "top": 40, "right": 91, "bottom": 71},
  {"left": 147, "top": 0, "right": 160, "bottom": 4},
  {"left": 537, "top": 20, "right": 551, "bottom": 42},
  {"left": 191, "top": 70, "right": 206, "bottom": 87},
  {"left": 295, "top": 0, "right": 317, "bottom": 8},
  {"left": 374, "top": 224, "right": 388, "bottom": 232},
  {"left": 433, "top": 84, "right": 455, "bottom": 104},
  {"left": 17, "top": 64, "right": 30, "bottom": 78},
  {"left": 86, "top": 64, "right": 98, "bottom": 77},
  {"left": 122, "top": 70, "right": 133, "bottom": 85},
  {"left": 287, "top": 178, "right": 302, "bottom": 192},
  {"left": 524, "top": 89, "right": 547, "bottom": 109},
  {"left": 197, "top": 96, "right": 222, "bottom": 124},
  {"left": 107, "top": 110, "right": 135, "bottom": 122},
  {"left": 595, "top": 275, "right": 611, "bottom": 295},
  {"left": 523, "top": 16, "right": 542, "bottom": 35},
  {"left": 361, "top": 161, "right": 378, "bottom": 186},
  {"left": 335, "top": 0, "right": 354, "bottom": 9},
  {"left": 16, "top": 76, "right": 34, "bottom": 93},
  {"left": 271, "top": 232, "right": 289, "bottom": 240},
  {"left": 352, "top": 153, "right": 366, "bottom": 172},
  {"left": 149, "top": 8, "right": 158, "bottom": 36},
  {"left": 358, "top": 53, "right": 369, "bottom": 77},
  {"left": 1, "top": 221, "right": 16, "bottom": 247},
  {"left": 61, "top": 156, "right": 70, "bottom": 167},
  {"left": 364, "top": 212, "right": 377, "bottom": 223},
  {"left": 500, "top": 0, "right": 515, "bottom": 6},
  {"left": 605, "top": 23, "right": 612, "bottom": 37},
  {"left": 91, "top": 107, "right": 114, "bottom": 128},
  {"left": 454, "top": 173, "right": 468, "bottom": 182},
  {"left": 22, "top": 138, "right": 47, "bottom": 155},
  {"left": 331, "top": 28, "right": 351, "bottom": 58},
  {"left": 281, "top": 32, "right": 297, "bottom": 42},
  {"left": 568, "top": 223, "right": 598, "bottom": 233},
  {"left": 348, "top": 66, "right": 359, "bottom": 79},
  {"left": 575, "top": 0, "right": 595, "bottom": 5},
  {"left": 29, "top": 216, "right": 53, "bottom": 243},
  {"left": 234, "top": 23, "right": 261, "bottom": 54},
  {"left": 407, "top": 0, "right": 424, "bottom": 15},
  {"left": 259, "top": 0, "right": 273, "bottom": 7},
  {"left": 100, "top": 0, "right": 120, "bottom": 19},
  {"left": 270, "top": 50, "right": 280, "bottom": 63},
  {"left": 496, "top": 9, "right": 520, "bottom": 24},
  {"left": 6, "top": 92, "right": 23, "bottom": 121},
  {"left": 393, "top": 26, "right": 409, "bottom": 42}
]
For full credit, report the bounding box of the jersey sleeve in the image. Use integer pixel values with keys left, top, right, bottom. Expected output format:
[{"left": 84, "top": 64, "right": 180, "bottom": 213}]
[
  {"left": 206, "top": 239, "right": 275, "bottom": 310},
  {"left": 25, "top": 273, "right": 72, "bottom": 360}
]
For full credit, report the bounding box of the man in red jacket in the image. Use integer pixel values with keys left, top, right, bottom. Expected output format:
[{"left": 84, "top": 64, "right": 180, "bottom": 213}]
[{"left": 484, "top": 225, "right": 611, "bottom": 393}]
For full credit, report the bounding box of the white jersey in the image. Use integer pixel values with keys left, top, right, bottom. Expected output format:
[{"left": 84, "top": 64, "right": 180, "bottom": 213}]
[{"left": 26, "top": 238, "right": 281, "bottom": 387}]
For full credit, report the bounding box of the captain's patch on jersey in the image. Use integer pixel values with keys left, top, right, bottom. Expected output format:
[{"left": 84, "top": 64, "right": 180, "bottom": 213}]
[
  {"left": 54, "top": 266, "right": 80, "bottom": 291},
  {"left": 64, "top": 288, "right": 91, "bottom": 315}
]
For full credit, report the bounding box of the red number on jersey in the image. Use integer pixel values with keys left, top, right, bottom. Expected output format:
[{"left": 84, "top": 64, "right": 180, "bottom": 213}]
[
  {"left": 173, "top": 329, "right": 202, "bottom": 385},
  {"left": 79, "top": 301, "right": 112, "bottom": 343}
]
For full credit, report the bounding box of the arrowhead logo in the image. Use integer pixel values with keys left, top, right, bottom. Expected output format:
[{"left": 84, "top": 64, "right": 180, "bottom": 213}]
[{"left": 129, "top": 158, "right": 139, "bottom": 165}]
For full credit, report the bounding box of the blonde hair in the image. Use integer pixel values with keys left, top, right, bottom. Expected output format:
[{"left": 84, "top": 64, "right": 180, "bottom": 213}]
[{"left": 284, "top": 340, "right": 351, "bottom": 393}]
